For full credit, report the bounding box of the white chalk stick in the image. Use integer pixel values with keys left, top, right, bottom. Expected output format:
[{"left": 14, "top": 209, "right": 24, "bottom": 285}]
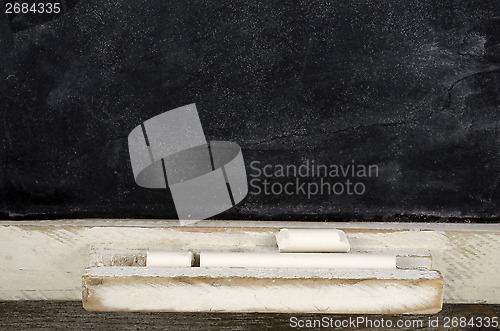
[
  {"left": 200, "top": 252, "right": 396, "bottom": 269},
  {"left": 146, "top": 251, "right": 194, "bottom": 267},
  {"left": 276, "top": 228, "right": 350, "bottom": 252}
]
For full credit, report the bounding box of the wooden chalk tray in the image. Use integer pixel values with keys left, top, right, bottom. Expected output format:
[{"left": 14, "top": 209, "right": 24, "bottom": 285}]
[{"left": 82, "top": 228, "right": 444, "bottom": 314}]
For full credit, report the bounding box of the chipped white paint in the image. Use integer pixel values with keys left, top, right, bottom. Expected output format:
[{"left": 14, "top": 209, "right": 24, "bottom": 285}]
[
  {"left": 90, "top": 282, "right": 439, "bottom": 314},
  {"left": 84, "top": 266, "right": 440, "bottom": 279},
  {"left": 346, "top": 230, "right": 500, "bottom": 303},
  {"left": 83, "top": 267, "right": 443, "bottom": 313},
  {"left": 0, "top": 220, "right": 499, "bottom": 303}
]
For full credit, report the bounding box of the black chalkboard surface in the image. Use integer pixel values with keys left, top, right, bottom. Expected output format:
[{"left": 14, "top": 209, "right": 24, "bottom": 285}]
[{"left": 1, "top": 0, "right": 499, "bottom": 221}]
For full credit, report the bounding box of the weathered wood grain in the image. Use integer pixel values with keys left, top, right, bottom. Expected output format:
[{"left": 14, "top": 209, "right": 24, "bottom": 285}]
[
  {"left": 82, "top": 267, "right": 443, "bottom": 314},
  {"left": 0, "top": 302, "right": 499, "bottom": 330},
  {"left": 0, "top": 220, "right": 498, "bottom": 304}
]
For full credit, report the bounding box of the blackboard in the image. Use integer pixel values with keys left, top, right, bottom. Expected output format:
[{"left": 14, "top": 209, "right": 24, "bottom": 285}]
[{"left": 1, "top": 0, "right": 499, "bottom": 221}]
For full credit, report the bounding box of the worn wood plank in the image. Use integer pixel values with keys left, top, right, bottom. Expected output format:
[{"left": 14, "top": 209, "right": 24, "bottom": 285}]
[
  {"left": 0, "top": 302, "right": 499, "bottom": 330},
  {"left": 0, "top": 220, "right": 498, "bottom": 303},
  {"left": 82, "top": 267, "right": 443, "bottom": 314}
]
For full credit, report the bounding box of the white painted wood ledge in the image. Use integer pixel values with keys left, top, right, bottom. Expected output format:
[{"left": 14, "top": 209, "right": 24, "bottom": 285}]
[
  {"left": 0, "top": 220, "right": 499, "bottom": 310},
  {"left": 83, "top": 267, "right": 443, "bottom": 314}
]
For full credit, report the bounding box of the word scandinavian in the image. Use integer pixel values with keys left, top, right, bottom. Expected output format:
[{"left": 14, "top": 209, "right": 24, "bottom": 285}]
[{"left": 249, "top": 160, "right": 379, "bottom": 198}]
